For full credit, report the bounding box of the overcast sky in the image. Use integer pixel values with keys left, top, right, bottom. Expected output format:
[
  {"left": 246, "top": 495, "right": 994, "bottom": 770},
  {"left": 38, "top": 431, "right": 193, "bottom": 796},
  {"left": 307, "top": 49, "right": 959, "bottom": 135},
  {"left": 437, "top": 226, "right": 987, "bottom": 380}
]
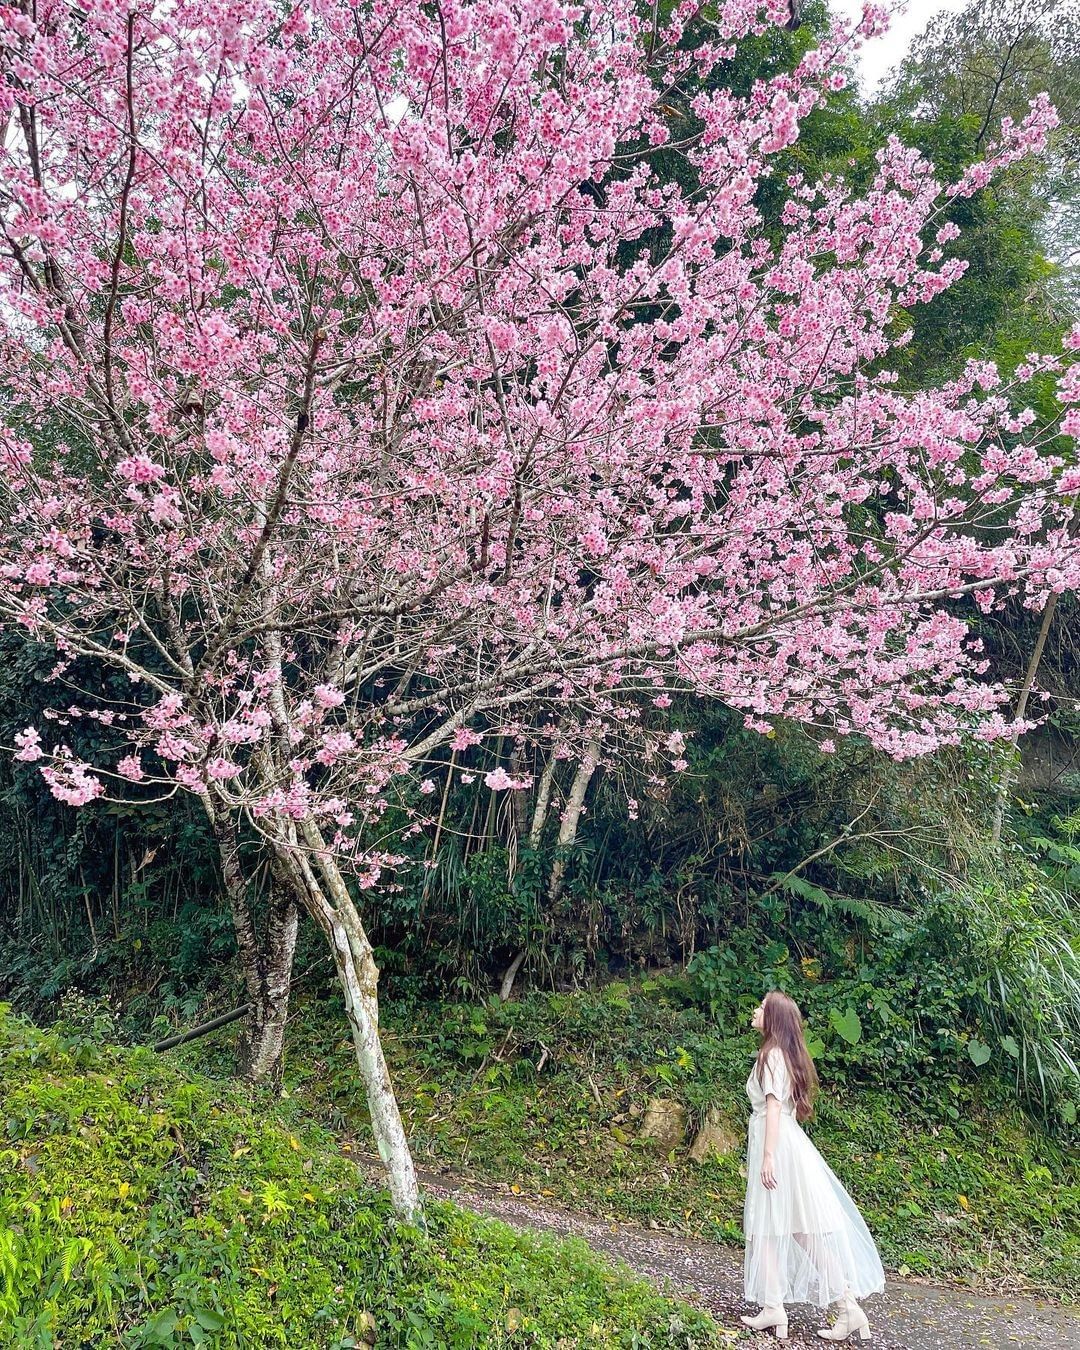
[{"left": 833, "top": 0, "right": 970, "bottom": 92}]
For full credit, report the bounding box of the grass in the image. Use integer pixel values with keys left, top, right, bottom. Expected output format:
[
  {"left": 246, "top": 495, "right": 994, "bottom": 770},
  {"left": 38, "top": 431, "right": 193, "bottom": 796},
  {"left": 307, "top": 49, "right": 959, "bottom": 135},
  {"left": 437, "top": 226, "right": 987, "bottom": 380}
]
[
  {"left": 0, "top": 1005, "right": 723, "bottom": 1349},
  {"left": 253, "top": 978, "right": 1080, "bottom": 1302}
]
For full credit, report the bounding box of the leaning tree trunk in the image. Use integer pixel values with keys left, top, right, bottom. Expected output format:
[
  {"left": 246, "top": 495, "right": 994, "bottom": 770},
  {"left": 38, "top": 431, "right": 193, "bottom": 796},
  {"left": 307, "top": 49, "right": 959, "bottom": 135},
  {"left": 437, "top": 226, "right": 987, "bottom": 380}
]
[
  {"left": 528, "top": 746, "right": 559, "bottom": 850},
  {"left": 498, "top": 948, "right": 527, "bottom": 1002},
  {"left": 277, "top": 820, "right": 421, "bottom": 1221},
  {"left": 991, "top": 593, "right": 1059, "bottom": 847},
  {"left": 209, "top": 809, "right": 298, "bottom": 1084},
  {"left": 546, "top": 736, "right": 601, "bottom": 907}
]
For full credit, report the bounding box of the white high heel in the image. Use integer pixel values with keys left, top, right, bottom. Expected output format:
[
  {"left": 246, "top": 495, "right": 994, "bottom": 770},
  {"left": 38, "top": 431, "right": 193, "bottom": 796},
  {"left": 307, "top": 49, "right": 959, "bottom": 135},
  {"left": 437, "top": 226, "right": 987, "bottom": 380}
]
[
  {"left": 740, "top": 1305, "right": 789, "bottom": 1339},
  {"left": 817, "top": 1294, "right": 871, "bottom": 1341}
]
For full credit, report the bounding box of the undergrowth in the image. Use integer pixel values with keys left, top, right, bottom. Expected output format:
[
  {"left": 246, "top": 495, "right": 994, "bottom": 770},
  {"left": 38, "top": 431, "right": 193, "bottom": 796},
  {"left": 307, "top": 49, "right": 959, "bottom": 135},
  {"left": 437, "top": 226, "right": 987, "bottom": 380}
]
[
  {"left": 258, "top": 978, "right": 1080, "bottom": 1302},
  {"left": 0, "top": 1005, "right": 721, "bottom": 1349}
]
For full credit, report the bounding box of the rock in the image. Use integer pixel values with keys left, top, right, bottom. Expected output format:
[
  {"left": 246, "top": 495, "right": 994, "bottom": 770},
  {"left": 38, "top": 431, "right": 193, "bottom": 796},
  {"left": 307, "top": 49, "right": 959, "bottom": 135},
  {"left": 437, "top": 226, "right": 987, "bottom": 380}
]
[
  {"left": 689, "top": 1107, "right": 740, "bottom": 1165},
  {"left": 639, "top": 1097, "right": 688, "bottom": 1151}
]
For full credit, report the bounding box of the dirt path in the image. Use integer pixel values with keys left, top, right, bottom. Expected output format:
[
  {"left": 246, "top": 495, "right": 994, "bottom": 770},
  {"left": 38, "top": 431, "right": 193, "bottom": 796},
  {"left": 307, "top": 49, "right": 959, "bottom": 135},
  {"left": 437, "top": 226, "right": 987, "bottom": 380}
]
[{"left": 385, "top": 1162, "right": 1078, "bottom": 1349}]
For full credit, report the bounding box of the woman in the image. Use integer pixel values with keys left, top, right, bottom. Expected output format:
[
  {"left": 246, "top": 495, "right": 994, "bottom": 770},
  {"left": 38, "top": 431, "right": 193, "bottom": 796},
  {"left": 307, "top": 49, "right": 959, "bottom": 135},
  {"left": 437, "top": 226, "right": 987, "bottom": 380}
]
[{"left": 740, "top": 991, "right": 884, "bottom": 1342}]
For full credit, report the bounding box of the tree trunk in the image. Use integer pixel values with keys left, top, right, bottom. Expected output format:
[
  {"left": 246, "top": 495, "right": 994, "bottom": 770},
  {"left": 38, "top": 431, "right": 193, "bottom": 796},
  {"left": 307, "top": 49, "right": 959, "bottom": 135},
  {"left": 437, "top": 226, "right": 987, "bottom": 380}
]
[
  {"left": 529, "top": 745, "right": 559, "bottom": 850},
  {"left": 209, "top": 808, "right": 297, "bottom": 1084},
  {"left": 509, "top": 744, "right": 530, "bottom": 840},
  {"left": 235, "top": 883, "right": 299, "bottom": 1084},
  {"left": 332, "top": 912, "right": 420, "bottom": 1219},
  {"left": 991, "top": 593, "right": 1059, "bottom": 846},
  {"left": 285, "top": 822, "right": 422, "bottom": 1221},
  {"left": 499, "top": 947, "right": 527, "bottom": 1001},
  {"left": 547, "top": 736, "right": 601, "bottom": 906}
]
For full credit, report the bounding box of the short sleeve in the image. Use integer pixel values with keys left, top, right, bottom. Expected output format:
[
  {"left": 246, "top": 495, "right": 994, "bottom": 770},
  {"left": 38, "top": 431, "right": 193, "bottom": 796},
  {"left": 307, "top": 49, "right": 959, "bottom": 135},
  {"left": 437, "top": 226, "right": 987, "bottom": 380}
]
[{"left": 760, "top": 1047, "right": 790, "bottom": 1102}]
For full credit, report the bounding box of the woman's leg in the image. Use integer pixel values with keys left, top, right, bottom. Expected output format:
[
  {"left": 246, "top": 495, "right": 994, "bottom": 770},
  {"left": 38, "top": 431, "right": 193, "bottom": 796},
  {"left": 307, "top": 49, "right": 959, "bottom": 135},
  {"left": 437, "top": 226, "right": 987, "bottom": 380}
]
[
  {"left": 741, "top": 1237, "right": 790, "bottom": 1338},
  {"left": 794, "top": 1230, "right": 849, "bottom": 1305}
]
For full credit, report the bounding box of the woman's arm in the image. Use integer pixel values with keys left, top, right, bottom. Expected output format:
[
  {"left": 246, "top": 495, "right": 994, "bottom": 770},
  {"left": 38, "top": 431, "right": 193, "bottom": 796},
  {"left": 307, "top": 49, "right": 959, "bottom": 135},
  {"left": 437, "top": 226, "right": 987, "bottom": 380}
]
[{"left": 761, "top": 1095, "right": 781, "bottom": 1189}]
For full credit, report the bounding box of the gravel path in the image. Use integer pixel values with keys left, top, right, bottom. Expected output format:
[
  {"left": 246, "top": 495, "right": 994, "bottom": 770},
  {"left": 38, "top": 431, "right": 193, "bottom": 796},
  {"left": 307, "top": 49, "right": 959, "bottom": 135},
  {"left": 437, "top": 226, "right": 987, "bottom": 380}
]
[{"left": 393, "top": 1162, "right": 1079, "bottom": 1349}]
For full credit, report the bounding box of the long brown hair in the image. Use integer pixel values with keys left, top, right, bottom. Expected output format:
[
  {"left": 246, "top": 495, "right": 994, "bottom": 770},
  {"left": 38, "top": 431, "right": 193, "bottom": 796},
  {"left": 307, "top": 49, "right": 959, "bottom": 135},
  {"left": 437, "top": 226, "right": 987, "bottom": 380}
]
[{"left": 756, "top": 990, "right": 819, "bottom": 1122}]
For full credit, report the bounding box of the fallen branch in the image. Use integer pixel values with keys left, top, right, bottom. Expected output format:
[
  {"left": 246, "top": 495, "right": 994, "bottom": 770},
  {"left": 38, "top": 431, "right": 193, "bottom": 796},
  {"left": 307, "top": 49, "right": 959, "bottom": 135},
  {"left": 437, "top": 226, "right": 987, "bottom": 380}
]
[
  {"left": 151, "top": 1003, "right": 252, "bottom": 1053},
  {"left": 150, "top": 955, "right": 331, "bottom": 1053}
]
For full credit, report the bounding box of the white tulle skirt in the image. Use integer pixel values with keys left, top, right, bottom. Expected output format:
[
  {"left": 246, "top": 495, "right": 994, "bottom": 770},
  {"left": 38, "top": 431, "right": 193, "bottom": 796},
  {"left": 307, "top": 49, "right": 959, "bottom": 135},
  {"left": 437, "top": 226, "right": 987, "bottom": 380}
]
[{"left": 744, "top": 1110, "right": 885, "bottom": 1308}]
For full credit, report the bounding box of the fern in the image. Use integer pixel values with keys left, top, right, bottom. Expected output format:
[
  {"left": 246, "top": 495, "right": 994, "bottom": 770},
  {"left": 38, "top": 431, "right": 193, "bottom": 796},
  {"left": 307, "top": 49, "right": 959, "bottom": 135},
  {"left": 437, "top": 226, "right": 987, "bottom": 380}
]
[
  {"left": 59, "top": 1237, "right": 88, "bottom": 1284},
  {"left": 103, "top": 1234, "right": 128, "bottom": 1269},
  {"left": 771, "top": 872, "right": 906, "bottom": 932}
]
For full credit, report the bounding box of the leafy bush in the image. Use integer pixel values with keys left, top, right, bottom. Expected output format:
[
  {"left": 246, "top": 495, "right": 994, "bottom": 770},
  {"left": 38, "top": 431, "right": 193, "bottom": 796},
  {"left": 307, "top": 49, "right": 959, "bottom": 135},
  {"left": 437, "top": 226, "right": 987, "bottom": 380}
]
[
  {"left": 684, "top": 871, "right": 1080, "bottom": 1129},
  {"left": 0, "top": 1007, "right": 720, "bottom": 1348}
]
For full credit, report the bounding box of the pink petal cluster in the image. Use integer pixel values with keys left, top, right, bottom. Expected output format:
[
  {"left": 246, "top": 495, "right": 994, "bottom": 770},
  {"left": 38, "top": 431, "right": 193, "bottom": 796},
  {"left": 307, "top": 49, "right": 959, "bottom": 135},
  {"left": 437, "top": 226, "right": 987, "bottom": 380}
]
[
  {"left": 484, "top": 767, "right": 532, "bottom": 791},
  {"left": 41, "top": 758, "right": 104, "bottom": 807},
  {"left": 13, "top": 727, "right": 42, "bottom": 762}
]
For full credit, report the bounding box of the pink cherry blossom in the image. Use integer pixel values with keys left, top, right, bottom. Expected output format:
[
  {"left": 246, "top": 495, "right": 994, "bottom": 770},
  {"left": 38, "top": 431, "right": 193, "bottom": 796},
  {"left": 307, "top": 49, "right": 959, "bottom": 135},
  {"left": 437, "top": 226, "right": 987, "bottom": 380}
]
[
  {"left": 451, "top": 726, "right": 483, "bottom": 751},
  {"left": 117, "top": 755, "right": 145, "bottom": 782},
  {"left": 1, "top": 0, "right": 1067, "bottom": 1213},
  {"left": 116, "top": 455, "right": 167, "bottom": 485},
  {"left": 13, "top": 727, "right": 42, "bottom": 762},
  {"left": 484, "top": 767, "right": 531, "bottom": 791},
  {"left": 41, "top": 759, "right": 104, "bottom": 806},
  {"left": 24, "top": 561, "right": 53, "bottom": 587},
  {"left": 314, "top": 684, "right": 346, "bottom": 710},
  {"left": 207, "top": 757, "right": 243, "bottom": 781},
  {"left": 0, "top": 0, "right": 1073, "bottom": 909}
]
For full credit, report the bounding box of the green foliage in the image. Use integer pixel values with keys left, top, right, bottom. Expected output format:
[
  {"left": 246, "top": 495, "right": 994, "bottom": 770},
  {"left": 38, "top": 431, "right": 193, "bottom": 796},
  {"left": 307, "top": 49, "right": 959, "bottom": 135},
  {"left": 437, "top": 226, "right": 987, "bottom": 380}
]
[
  {"left": 0, "top": 1007, "right": 721, "bottom": 1348},
  {"left": 685, "top": 872, "right": 1080, "bottom": 1127},
  {"left": 270, "top": 982, "right": 1079, "bottom": 1300},
  {"left": 0, "top": 633, "right": 229, "bottom": 1025},
  {"left": 360, "top": 710, "right": 1080, "bottom": 1134},
  {"left": 952, "top": 877, "right": 1080, "bottom": 1116},
  {"left": 1021, "top": 806, "right": 1080, "bottom": 891},
  {"left": 767, "top": 873, "right": 905, "bottom": 934}
]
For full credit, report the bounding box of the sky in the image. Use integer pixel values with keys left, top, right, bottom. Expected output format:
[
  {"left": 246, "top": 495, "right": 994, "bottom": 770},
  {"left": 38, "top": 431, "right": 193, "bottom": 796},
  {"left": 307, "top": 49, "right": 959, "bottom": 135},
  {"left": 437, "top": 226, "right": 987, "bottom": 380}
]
[{"left": 833, "top": 0, "right": 970, "bottom": 92}]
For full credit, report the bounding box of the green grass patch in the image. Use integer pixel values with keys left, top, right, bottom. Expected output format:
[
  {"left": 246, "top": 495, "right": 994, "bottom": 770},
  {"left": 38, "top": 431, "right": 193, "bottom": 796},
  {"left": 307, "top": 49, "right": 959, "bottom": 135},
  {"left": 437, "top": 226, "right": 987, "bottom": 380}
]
[
  {"left": 269, "top": 979, "right": 1079, "bottom": 1301},
  {"left": 0, "top": 1005, "right": 722, "bottom": 1348}
]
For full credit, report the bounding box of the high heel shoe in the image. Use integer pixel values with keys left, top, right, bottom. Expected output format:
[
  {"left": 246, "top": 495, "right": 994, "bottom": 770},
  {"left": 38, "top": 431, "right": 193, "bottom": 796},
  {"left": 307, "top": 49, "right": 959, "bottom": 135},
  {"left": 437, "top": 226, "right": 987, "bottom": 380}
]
[
  {"left": 817, "top": 1294, "right": 871, "bottom": 1341},
  {"left": 740, "top": 1305, "right": 789, "bottom": 1339}
]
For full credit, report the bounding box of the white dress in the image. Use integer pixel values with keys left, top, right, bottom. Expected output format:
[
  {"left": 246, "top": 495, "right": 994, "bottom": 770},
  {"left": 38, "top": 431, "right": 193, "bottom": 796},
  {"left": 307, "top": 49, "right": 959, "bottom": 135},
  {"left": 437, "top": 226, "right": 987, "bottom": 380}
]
[{"left": 743, "top": 1047, "right": 885, "bottom": 1308}]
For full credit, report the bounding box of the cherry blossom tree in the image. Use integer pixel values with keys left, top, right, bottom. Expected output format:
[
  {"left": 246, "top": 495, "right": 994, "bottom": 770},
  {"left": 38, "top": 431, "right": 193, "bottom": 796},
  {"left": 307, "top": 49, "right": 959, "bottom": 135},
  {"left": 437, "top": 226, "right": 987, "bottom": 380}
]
[{"left": 1, "top": 0, "right": 1078, "bottom": 1216}]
